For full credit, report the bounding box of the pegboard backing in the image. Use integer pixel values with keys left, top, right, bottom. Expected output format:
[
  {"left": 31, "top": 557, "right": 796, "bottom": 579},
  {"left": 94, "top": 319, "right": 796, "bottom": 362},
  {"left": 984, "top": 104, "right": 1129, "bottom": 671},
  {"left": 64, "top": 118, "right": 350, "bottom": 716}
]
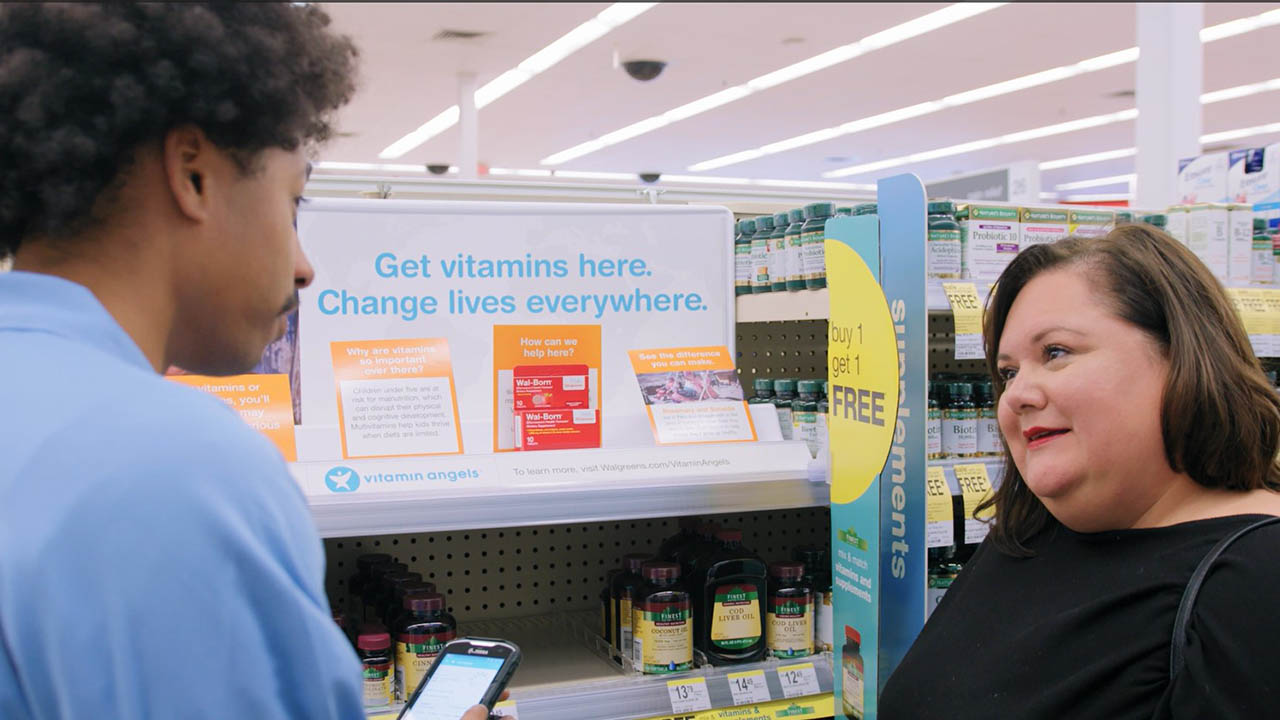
[
  {"left": 735, "top": 319, "right": 828, "bottom": 382},
  {"left": 928, "top": 312, "right": 988, "bottom": 376},
  {"left": 325, "top": 507, "right": 830, "bottom": 623}
]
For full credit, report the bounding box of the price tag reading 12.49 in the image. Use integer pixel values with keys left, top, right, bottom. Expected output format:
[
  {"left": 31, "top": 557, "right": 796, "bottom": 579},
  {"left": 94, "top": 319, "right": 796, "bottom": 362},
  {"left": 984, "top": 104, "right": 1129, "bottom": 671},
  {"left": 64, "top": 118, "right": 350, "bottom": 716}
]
[
  {"left": 727, "top": 670, "right": 772, "bottom": 705},
  {"left": 825, "top": 239, "right": 900, "bottom": 505},
  {"left": 666, "top": 678, "right": 713, "bottom": 714},
  {"left": 776, "top": 662, "right": 822, "bottom": 699}
]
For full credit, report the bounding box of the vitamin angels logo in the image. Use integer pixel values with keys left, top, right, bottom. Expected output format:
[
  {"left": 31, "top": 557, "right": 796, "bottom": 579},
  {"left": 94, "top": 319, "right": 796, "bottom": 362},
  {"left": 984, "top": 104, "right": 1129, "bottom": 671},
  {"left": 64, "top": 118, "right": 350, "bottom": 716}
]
[{"left": 325, "top": 466, "right": 360, "bottom": 493}]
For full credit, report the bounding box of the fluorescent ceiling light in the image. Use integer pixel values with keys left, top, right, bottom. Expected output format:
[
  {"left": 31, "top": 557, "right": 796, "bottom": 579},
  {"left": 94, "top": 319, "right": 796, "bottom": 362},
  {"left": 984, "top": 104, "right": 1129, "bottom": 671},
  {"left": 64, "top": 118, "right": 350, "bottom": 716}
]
[
  {"left": 823, "top": 109, "right": 1139, "bottom": 178},
  {"left": 687, "top": 8, "right": 1279, "bottom": 173},
  {"left": 540, "top": 3, "right": 1005, "bottom": 166},
  {"left": 1055, "top": 174, "right": 1136, "bottom": 191},
  {"left": 488, "top": 168, "right": 553, "bottom": 177},
  {"left": 1038, "top": 148, "right": 1137, "bottom": 170},
  {"left": 552, "top": 170, "right": 638, "bottom": 181},
  {"left": 378, "top": 3, "right": 655, "bottom": 159},
  {"left": 1201, "top": 77, "right": 1280, "bottom": 104},
  {"left": 1201, "top": 121, "right": 1280, "bottom": 144},
  {"left": 314, "top": 161, "right": 430, "bottom": 173}
]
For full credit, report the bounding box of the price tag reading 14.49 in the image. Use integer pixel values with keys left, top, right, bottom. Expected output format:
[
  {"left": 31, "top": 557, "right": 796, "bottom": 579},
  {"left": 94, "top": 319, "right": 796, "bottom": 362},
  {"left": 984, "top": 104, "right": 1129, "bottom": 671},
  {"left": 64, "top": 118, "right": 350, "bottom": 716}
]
[{"left": 727, "top": 670, "right": 772, "bottom": 705}]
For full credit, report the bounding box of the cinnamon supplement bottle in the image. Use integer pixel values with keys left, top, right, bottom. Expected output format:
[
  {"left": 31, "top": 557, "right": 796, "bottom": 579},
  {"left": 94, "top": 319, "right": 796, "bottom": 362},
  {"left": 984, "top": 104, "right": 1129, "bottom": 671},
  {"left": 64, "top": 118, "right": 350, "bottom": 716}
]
[{"left": 394, "top": 592, "right": 457, "bottom": 701}]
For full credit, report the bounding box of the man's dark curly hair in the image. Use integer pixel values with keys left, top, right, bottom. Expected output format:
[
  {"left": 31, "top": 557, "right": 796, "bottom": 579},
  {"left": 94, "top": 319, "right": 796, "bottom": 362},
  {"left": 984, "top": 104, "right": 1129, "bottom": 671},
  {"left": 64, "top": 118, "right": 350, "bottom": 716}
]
[{"left": 0, "top": 3, "right": 358, "bottom": 258}]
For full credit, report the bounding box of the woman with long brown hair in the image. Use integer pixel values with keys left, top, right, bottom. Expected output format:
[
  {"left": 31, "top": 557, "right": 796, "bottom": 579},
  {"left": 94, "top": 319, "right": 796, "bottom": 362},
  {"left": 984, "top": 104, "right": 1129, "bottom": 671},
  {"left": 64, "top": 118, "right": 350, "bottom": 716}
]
[{"left": 880, "top": 224, "right": 1280, "bottom": 718}]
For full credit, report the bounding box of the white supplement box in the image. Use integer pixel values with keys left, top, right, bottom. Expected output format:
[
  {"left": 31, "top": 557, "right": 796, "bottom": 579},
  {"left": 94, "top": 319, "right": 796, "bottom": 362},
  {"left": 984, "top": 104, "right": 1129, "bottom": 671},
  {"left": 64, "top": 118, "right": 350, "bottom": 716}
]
[
  {"left": 1067, "top": 209, "right": 1114, "bottom": 239},
  {"left": 1228, "top": 204, "right": 1254, "bottom": 286},
  {"left": 1178, "top": 153, "right": 1230, "bottom": 204},
  {"left": 958, "top": 204, "right": 1019, "bottom": 283},
  {"left": 1187, "top": 204, "right": 1230, "bottom": 282},
  {"left": 1166, "top": 206, "right": 1189, "bottom": 244},
  {"left": 1019, "top": 207, "right": 1069, "bottom": 249},
  {"left": 1230, "top": 144, "right": 1280, "bottom": 232}
]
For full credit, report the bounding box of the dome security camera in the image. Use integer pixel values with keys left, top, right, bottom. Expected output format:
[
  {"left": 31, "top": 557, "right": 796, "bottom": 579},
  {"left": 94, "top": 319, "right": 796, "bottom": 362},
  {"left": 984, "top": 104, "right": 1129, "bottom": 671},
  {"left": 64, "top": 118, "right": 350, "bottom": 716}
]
[
  {"left": 622, "top": 60, "right": 667, "bottom": 82},
  {"left": 426, "top": 164, "right": 451, "bottom": 175},
  {"left": 639, "top": 172, "right": 662, "bottom": 183}
]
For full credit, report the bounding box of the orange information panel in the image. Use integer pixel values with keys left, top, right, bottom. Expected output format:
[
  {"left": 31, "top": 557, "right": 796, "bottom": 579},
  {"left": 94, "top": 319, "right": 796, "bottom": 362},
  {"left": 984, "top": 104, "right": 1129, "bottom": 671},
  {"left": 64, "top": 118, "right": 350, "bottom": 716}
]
[
  {"left": 329, "top": 338, "right": 462, "bottom": 459},
  {"left": 492, "top": 325, "right": 601, "bottom": 451},
  {"left": 628, "top": 346, "right": 756, "bottom": 445},
  {"left": 169, "top": 373, "right": 297, "bottom": 461}
]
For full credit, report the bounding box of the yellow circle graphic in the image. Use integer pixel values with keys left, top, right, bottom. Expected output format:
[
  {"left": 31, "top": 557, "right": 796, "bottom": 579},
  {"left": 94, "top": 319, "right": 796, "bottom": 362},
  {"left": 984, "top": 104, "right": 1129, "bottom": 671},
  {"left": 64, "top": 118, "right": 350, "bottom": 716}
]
[{"left": 825, "top": 240, "right": 900, "bottom": 504}]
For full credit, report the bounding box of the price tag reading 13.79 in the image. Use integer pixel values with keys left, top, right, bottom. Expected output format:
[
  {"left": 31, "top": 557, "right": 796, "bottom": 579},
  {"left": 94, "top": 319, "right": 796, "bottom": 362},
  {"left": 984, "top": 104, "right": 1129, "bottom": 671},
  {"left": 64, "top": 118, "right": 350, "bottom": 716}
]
[{"left": 666, "top": 678, "right": 713, "bottom": 714}]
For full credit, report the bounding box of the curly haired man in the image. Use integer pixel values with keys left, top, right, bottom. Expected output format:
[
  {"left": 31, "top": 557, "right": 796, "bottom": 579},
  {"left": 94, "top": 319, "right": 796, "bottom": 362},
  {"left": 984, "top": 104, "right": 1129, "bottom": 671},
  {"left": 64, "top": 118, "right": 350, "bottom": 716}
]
[{"left": 0, "top": 5, "right": 374, "bottom": 717}]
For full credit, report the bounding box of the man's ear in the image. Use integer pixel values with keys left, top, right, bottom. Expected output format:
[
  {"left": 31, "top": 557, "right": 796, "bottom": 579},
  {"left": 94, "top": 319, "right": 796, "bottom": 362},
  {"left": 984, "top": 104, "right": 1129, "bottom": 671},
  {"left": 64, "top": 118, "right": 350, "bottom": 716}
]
[{"left": 162, "top": 125, "right": 214, "bottom": 223}]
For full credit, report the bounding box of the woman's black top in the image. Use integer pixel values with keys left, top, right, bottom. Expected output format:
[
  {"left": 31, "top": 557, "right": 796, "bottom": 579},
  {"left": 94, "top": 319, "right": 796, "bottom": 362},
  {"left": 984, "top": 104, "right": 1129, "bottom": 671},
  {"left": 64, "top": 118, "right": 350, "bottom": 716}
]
[{"left": 880, "top": 514, "right": 1280, "bottom": 719}]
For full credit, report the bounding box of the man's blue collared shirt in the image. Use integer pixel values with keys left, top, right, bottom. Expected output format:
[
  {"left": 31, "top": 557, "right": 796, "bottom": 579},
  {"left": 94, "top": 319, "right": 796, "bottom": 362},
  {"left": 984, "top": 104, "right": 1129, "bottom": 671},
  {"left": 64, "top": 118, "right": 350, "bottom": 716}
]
[{"left": 0, "top": 271, "right": 362, "bottom": 718}]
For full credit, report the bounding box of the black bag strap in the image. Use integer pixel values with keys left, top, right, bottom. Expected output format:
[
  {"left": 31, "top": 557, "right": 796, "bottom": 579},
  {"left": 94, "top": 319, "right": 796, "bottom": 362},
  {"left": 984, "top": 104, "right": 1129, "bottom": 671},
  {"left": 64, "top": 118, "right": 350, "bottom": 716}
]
[{"left": 1170, "top": 516, "right": 1280, "bottom": 681}]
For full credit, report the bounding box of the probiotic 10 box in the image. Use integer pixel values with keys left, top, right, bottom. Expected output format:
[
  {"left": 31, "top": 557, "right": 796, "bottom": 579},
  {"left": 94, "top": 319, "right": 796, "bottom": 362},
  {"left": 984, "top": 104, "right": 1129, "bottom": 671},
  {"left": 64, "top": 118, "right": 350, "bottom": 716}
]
[
  {"left": 1019, "top": 207, "right": 1070, "bottom": 249},
  {"left": 1178, "top": 153, "right": 1230, "bottom": 204},
  {"left": 958, "top": 204, "right": 1019, "bottom": 284}
]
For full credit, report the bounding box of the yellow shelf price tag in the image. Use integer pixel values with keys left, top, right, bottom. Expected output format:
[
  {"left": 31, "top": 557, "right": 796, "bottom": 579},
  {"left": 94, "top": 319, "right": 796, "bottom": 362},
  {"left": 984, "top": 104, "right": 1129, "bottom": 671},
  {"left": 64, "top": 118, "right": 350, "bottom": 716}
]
[
  {"left": 727, "top": 669, "right": 773, "bottom": 705},
  {"left": 776, "top": 662, "right": 822, "bottom": 699},
  {"left": 1227, "top": 288, "right": 1271, "bottom": 356},
  {"left": 954, "top": 463, "right": 995, "bottom": 545},
  {"left": 667, "top": 677, "right": 714, "bottom": 714},
  {"left": 493, "top": 700, "right": 519, "bottom": 718},
  {"left": 1260, "top": 288, "right": 1280, "bottom": 357},
  {"left": 635, "top": 693, "right": 834, "bottom": 720},
  {"left": 942, "top": 282, "right": 984, "bottom": 359},
  {"left": 925, "top": 466, "right": 954, "bottom": 548}
]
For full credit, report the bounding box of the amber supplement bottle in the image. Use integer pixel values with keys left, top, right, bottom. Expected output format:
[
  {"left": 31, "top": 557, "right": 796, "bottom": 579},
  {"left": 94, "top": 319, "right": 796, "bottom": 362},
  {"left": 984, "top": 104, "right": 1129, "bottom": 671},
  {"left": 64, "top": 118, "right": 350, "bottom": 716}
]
[
  {"left": 695, "top": 529, "right": 767, "bottom": 665},
  {"left": 387, "top": 580, "right": 437, "bottom": 633},
  {"left": 841, "top": 626, "right": 865, "bottom": 719},
  {"left": 612, "top": 553, "right": 651, "bottom": 656},
  {"left": 363, "top": 561, "right": 408, "bottom": 622},
  {"left": 377, "top": 572, "right": 424, "bottom": 627},
  {"left": 394, "top": 592, "right": 457, "bottom": 702},
  {"left": 357, "top": 625, "right": 394, "bottom": 709},
  {"left": 632, "top": 562, "right": 693, "bottom": 674},
  {"left": 793, "top": 546, "right": 833, "bottom": 652},
  {"left": 766, "top": 562, "right": 813, "bottom": 659},
  {"left": 659, "top": 517, "right": 699, "bottom": 561},
  {"left": 349, "top": 553, "right": 392, "bottom": 619}
]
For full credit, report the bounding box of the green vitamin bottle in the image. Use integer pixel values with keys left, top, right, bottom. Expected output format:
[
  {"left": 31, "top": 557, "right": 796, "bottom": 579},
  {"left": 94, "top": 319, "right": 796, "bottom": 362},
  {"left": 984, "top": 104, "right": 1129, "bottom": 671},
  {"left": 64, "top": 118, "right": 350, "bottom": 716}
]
[
  {"left": 926, "top": 382, "right": 944, "bottom": 460},
  {"left": 785, "top": 209, "right": 807, "bottom": 291},
  {"left": 801, "top": 202, "right": 833, "bottom": 290},
  {"left": 734, "top": 219, "right": 755, "bottom": 297},
  {"left": 792, "top": 380, "right": 822, "bottom": 457},
  {"left": 771, "top": 212, "right": 791, "bottom": 292},
  {"left": 927, "top": 200, "right": 962, "bottom": 279},
  {"left": 773, "top": 379, "right": 798, "bottom": 440},
  {"left": 750, "top": 215, "right": 775, "bottom": 294},
  {"left": 942, "top": 382, "right": 978, "bottom": 458}
]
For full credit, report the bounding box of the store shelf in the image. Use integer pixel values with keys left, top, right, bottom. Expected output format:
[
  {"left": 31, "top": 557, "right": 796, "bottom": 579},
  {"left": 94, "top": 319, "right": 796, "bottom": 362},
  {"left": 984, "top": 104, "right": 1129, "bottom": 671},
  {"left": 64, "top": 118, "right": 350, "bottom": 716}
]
[
  {"left": 928, "top": 456, "right": 1006, "bottom": 491},
  {"left": 295, "top": 441, "right": 824, "bottom": 538},
  {"left": 736, "top": 288, "right": 829, "bottom": 323},
  {"left": 925, "top": 278, "right": 993, "bottom": 312},
  {"left": 368, "top": 610, "right": 833, "bottom": 720}
]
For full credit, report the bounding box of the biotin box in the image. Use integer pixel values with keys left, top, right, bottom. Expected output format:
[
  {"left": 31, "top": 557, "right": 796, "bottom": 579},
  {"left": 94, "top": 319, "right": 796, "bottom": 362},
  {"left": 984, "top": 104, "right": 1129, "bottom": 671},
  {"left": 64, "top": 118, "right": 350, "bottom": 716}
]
[
  {"left": 1067, "top": 209, "right": 1114, "bottom": 239},
  {"left": 957, "top": 204, "right": 1019, "bottom": 284},
  {"left": 512, "top": 364, "right": 590, "bottom": 410},
  {"left": 1019, "top": 208, "right": 1069, "bottom": 249},
  {"left": 516, "top": 409, "right": 601, "bottom": 451}
]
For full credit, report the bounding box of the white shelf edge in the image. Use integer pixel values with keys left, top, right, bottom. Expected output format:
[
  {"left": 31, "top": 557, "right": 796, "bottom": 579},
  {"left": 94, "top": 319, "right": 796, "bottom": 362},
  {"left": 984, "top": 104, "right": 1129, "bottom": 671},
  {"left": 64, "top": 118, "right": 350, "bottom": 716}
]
[{"left": 736, "top": 288, "right": 829, "bottom": 323}]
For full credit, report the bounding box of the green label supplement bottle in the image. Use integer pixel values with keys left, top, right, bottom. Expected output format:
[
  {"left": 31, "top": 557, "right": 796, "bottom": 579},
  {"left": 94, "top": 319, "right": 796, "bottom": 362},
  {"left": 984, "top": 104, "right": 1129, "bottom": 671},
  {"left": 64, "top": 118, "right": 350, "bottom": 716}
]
[
  {"left": 750, "top": 215, "right": 775, "bottom": 294},
  {"left": 943, "top": 382, "right": 978, "bottom": 458},
  {"left": 773, "top": 379, "right": 798, "bottom": 440},
  {"left": 612, "top": 553, "right": 651, "bottom": 657},
  {"left": 842, "top": 626, "right": 865, "bottom": 719},
  {"left": 632, "top": 562, "right": 693, "bottom": 674},
  {"left": 766, "top": 561, "right": 813, "bottom": 659},
  {"left": 394, "top": 592, "right": 456, "bottom": 702},
  {"left": 926, "top": 382, "right": 944, "bottom": 460},
  {"left": 357, "top": 625, "right": 395, "bottom": 709},
  {"left": 853, "top": 203, "right": 877, "bottom": 216},
  {"left": 792, "top": 380, "right": 822, "bottom": 457},
  {"left": 785, "top": 209, "right": 807, "bottom": 291},
  {"left": 695, "top": 529, "right": 767, "bottom": 665},
  {"left": 735, "top": 219, "right": 756, "bottom": 296},
  {"left": 771, "top": 212, "right": 790, "bottom": 292},
  {"left": 793, "top": 546, "right": 833, "bottom": 652},
  {"left": 801, "top": 202, "right": 833, "bottom": 289},
  {"left": 975, "top": 381, "right": 1001, "bottom": 456},
  {"left": 927, "top": 200, "right": 962, "bottom": 278}
]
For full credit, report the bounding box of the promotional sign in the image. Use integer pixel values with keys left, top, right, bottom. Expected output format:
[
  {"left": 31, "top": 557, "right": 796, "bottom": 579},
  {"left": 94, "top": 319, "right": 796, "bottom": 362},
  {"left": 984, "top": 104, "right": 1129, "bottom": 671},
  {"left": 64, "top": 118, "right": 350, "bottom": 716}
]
[
  {"left": 955, "top": 464, "right": 995, "bottom": 545},
  {"left": 827, "top": 174, "right": 928, "bottom": 720},
  {"left": 493, "top": 324, "right": 602, "bottom": 452},
  {"left": 328, "top": 338, "right": 462, "bottom": 459},
  {"left": 942, "top": 282, "right": 984, "bottom": 360},
  {"left": 169, "top": 373, "right": 298, "bottom": 461},
  {"left": 295, "top": 199, "right": 735, "bottom": 462},
  {"left": 628, "top": 346, "right": 756, "bottom": 445}
]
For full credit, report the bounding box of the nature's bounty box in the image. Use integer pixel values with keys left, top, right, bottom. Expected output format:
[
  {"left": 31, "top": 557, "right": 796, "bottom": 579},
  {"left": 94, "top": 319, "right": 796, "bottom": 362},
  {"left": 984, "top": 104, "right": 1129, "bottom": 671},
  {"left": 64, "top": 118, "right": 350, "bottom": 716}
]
[
  {"left": 957, "top": 204, "right": 1019, "bottom": 283},
  {"left": 1019, "top": 207, "right": 1070, "bottom": 250},
  {"left": 1067, "top": 209, "right": 1114, "bottom": 238}
]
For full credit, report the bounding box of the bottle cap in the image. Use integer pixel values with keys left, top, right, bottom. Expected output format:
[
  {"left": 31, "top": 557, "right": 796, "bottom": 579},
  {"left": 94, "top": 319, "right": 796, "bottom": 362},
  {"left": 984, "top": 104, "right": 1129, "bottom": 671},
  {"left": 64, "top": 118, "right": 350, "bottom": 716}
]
[
  {"left": 642, "top": 561, "right": 681, "bottom": 581},
  {"left": 623, "top": 552, "right": 651, "bottom": 573},
  {"left": 804, "top": 201, "right": 835, "bottom": 219},
  {"left": 835, "top": 207, "right": 853, "bottom": 216},
  {"left": 845, "top": 626, "right": 861, "bottom": 646},
  {"left": 793, "top": 546, "right": 826, "bottom": 566},
  {"left": 927, "top": 200, "right": 955, "bottom": 215},
  {"left": 716, "top": 528, "right": 743, "bottom": 543},
  {"left": 739, "top": 219, "right": 757, "bottom": 235},
  {"left": 373, "top": 562, "right": 408, "bottom": 579},
  {"left": 357, "top": 553, "right": 393, "bottom": 572},
  {"left": 755, "top": 215, "right": 776, "bottom": 231},
  {"left": 770, "top": 561, "right": 805, "bottom": 581},
  {"left": 774, "top": 378, "right": 798, "bottom": 393},
  {"left": 773, "top": 212, "right": 790, "bottom": 226},
  {"left": 357, "top": 625, "right": 391, "bottom": 651},
  {"left": 399, "top": 581, "right": 437, "bottom": 598},
  {"left": 950, "top": 382, "right": 972, "bottom": 398},
  {"left": 754, "top": 378, "right": 775, "bottom": 393},
  {"left": 789, "top": 208, "right": 805, "bottom": 224},
  {"left": 385, "top": 572, "right": 423, "bottom": 589},
  {"left": 853, "top": 203, "right": 878, "bottom": 216},
  {"left": 797, "top": 379, "right": 822, "bottom": 395},
  {"left": 404, "top": 592, "right": 445, "bottom": 612}
]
